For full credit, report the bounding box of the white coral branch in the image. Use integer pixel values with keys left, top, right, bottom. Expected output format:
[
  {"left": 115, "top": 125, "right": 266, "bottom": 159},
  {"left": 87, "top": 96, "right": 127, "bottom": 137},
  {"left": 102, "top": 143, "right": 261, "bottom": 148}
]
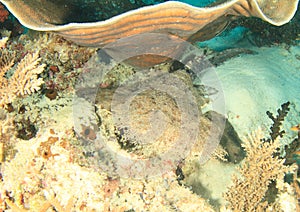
[
  {"left": 0, "top": 51, "right": 45, "bottom": 107},
  {"left": 0, "top": 37, "right": 9, "bottom": 49},
  {"left": 10, "top": 52, "right": 45, "bottom": 96}
]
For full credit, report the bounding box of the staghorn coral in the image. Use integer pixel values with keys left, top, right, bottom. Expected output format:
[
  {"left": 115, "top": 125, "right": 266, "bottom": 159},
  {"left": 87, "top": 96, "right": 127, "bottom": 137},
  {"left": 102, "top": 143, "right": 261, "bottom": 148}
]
[
  {"left": 224, "top": 129, "right": 295, "bottom": 211},
  {"left": 0, "top": 49, "right": 45, "bottom": 108}
]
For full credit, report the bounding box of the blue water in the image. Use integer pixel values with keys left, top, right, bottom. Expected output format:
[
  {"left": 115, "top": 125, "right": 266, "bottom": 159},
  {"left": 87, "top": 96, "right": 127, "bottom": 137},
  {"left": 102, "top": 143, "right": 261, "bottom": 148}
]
[
  {"left": 198, "top": 27, "right": 249, "bottom": 51},
  {"left": 142, "top": 0, "right": 216, "bottom": 7},
  {"left": 178, "top": 0, "right": 216, "bottom": 7}
]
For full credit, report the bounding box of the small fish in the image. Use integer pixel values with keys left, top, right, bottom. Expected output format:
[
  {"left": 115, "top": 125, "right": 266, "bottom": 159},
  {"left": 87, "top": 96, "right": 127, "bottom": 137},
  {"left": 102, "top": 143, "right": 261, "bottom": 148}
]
[{"left": 291, "top": 124, "right": 300, "bottom": 131}]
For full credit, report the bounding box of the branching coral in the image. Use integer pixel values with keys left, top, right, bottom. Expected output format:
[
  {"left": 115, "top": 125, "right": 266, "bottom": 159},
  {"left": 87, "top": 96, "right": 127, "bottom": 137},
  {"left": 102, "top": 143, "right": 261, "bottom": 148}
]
[
  {"left": 264, "top": 101, "right": 290, "bottom": 142},
  {"left": 19, "top": 32, "right": 96, "bottom": 92},
  {"left": 224, "top": 129, "right": 295, "bottom": 211},
  {"left": 0, "top": 50, "right": 45, "bottom": 108}
]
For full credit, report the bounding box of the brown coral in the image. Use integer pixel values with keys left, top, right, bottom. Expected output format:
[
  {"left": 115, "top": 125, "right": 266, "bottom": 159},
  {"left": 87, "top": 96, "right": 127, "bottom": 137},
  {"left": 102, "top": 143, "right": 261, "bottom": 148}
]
[{"left": 0, "top": 3, "right": 8, "bottom": 23}]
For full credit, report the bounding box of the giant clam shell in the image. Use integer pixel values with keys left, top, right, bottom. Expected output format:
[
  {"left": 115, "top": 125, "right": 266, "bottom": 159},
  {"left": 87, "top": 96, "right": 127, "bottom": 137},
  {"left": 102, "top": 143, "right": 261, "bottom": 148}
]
[
  {"left": 1, "top": 0, "right": 298, "bottom": 45},
  {"left": 1, "top": 0, "right": 298, "bottom": 66}
]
